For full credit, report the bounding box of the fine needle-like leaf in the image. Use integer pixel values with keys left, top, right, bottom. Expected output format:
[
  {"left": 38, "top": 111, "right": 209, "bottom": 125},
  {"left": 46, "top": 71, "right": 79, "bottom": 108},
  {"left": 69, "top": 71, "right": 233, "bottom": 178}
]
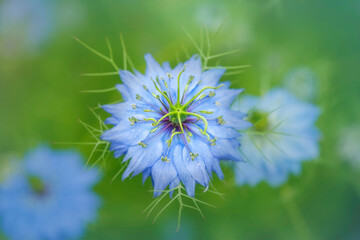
[
  {"left": 74, "top": 37, "right": 119, "bottom": 71},
  {"left": 81, "top": 72, "right": 119, "bottom": 77},
  {"left": 80, "top": 87, "right": 117, "bottom": 93}
]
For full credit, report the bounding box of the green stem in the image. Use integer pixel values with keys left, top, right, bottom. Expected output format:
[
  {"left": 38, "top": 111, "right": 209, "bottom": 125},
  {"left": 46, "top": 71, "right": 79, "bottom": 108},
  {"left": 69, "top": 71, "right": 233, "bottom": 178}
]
[
  {"left": 154, "top": 112, "right": 173, "bottom": 126},
  {"left": 182, "top": 85, "right": 224, "bottom": 109},
  {"left": 281, "top": 188, "right": 313, "bottom": 240},
  {"left": 152, "top": 80, "right": 173, "bottom": 107},
  {"left": 184, "top": 112, "right": 210, "bottom": 140},
  {"left": 177, "top": 68, "right": 186, "bottom": 104}
]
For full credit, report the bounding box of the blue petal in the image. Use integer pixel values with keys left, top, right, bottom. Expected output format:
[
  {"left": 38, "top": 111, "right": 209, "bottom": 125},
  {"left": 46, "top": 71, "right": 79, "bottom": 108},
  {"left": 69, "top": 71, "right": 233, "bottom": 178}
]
[
  {"left": 122, "top": 135, "right": 163, "bottom": 179},
  {"left": 201, "top": 68, "right": 226, "bottom": 86},
  {"left": 144, "top": 53, "right": 166, "bottom": 77},
  {"left": 220, "top": 109, "right": 252, "bottom": 129},
  {"left": 101, "top": 120, "right": 151, "bottom": 147},
  {"left": 142, "top": 168, "right": 151, "bottom": 184},
  {"left": 168, "top": 177, "right": 180, "bottom": 198},
  {"left": 207, "top": 122, "right": 240, "bottom": 139},
  {"left": 210, "top": 138, "right": 243, "bottom": 162},
  {"left": 162, "top": 61, "right": 171, "bottom": 72},
  {"left": 102, "top": 102, "right": 128, "bottom": 121},
  {"left": 115, "top": 84, "right": 131, "bottom": 101},
  {"left": 151, "top": 160, "right": 177, "bottom": 197},
  {"left": 214, "top": 88, "right": 244, "bottom": 108},
  {"left": 172, "top": 144, "right": 196, "bottom": 197}
]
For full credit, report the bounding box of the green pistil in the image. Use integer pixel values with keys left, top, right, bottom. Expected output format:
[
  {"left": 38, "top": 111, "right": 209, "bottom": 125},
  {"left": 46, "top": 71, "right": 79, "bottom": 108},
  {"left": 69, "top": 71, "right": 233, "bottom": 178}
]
[
  {"left": 169, "top": 104, "right": 188, "bottom": 123},
  {"left": 181, "top": 84, "right": 224, "bottom": 109},
  {"left": 131, "top": 104, "right": 137, "bottom": 109},
  {"left": 177, "top": 68, "right": 186, "bottom": 104},
  {"left": 150, "top": 127, "right": 159, "bottom": 133},
  {"left": 248, "top": 111, "right": 269, "bottom": 132},
  {"left": 27, "top": 175, "right": 46, "bottom": 195},
  {"left": 182, "top": 75, "right": 195, "bottom": 102},
  {"left": 152, "top": 79, "right": 173, "bottom": 107},
  {"left": 199, "top": 93, "right": 207, "bottom": 99},
  {"left": 166, "top": 112, "right": 186, "bottom": 146}
]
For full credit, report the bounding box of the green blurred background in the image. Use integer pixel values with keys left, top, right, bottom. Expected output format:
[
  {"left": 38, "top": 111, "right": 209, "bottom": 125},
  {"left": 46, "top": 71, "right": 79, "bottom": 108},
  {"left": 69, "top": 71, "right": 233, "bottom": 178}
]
[{"left": 1, "top": 0, "right": 360, "bottom": 239}]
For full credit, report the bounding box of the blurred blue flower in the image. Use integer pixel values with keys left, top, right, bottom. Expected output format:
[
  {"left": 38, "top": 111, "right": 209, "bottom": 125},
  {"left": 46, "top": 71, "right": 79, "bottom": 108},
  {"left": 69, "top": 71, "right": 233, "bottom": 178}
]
[
  {"left": 101, "top": 54, "right": 250, "bottom": 197},
  {"left": 195, "top": 2, "right": 228, "bottom": 31},
  {"left": 0, "top": 145, "right": 101, "bottom": 240},
  {"left": 283, "top": 67, "right": 318, "bottom": 102},
  {"left": 338, "top": 125, "right": 360, "bottom": 169},
  {"left": 0, "top": 0, "right": 54, "bottom": 56},
  {"left": 231, "top": 88, "right": 320, "bottom": 186}
]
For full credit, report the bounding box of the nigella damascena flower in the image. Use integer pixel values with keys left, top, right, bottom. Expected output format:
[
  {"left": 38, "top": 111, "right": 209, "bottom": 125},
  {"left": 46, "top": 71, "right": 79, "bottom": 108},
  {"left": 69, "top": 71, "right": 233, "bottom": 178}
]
[
  {"left": 283, "top": 67, "right": 318, "bottom": 102},
  {"left": 101, "top": 54, "right": 251, "bottom": 197},
  {"left": 231, "top": 88, "right": 320, "bottom": 186},
  {"left": 0, "top": 145, "right": 101, "bottom": 240},
  {"left": 338, "top": 125, "right": 360, "bottom": 168},
  {"left": 0, "top": 0, "right": 54, "bottom": 56}
]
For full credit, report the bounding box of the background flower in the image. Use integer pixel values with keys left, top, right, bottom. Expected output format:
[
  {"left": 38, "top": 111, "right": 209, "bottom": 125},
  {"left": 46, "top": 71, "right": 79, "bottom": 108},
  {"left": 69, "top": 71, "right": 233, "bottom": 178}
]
[
  {"left": 0, "top": 145, "right": 101, "bottom": 240},
  {"left": 232, "top": 88, "right": 320, "bottom": 186},
  {"left": 283, "top": 67, "right": 319, "bottom": 102},
  {"left": 0, "top": 0, "right": 54, "bottom": 57},
  {"left": 338, "top": 125, "right": 360, "bottom": 169}
]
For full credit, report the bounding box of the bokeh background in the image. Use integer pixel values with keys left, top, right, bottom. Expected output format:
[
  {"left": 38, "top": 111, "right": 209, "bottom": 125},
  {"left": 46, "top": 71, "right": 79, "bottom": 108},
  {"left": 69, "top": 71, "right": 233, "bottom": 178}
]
[{"left": 1, "top": 0, "right": 360, "bottom": 239}]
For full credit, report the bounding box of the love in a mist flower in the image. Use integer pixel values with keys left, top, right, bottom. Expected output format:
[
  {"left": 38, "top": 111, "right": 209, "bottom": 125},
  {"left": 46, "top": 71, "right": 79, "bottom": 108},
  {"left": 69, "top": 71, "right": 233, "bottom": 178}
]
[
  {"left": 0, "top": 0, "right": 54, "bottom": 55},
  {"left": 0, "top": 145, "right": 101, "bottom": 240},
  {"left": 101, "top": 54, "right": 250, "bottom": 197},
  {"left": 338, "top": 125, "right": 360, "bottom": 168},
  {"left": 231, "top": 88, "right": 320, "bottom": 186},
  {"left": 283, "top": 67, "right": 318, "bottom": 102}
]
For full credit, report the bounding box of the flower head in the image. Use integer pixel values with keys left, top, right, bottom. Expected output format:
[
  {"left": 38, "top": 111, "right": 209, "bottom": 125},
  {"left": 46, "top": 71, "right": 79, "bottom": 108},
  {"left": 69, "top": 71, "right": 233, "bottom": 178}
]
[
  {"left": 101, "top": 54, "right": 250, "bottom": 197},
  {"left": 0, "top": 0, "right": 54, "bottom": 56},
  {"left": 338, "top": 125, "right": 360, "bottom": 168},
  {"left": 231, "top": 88, "right": 320, "bottom": 186},
  {"left": 0, "top": 145, "right": 101, "bottom": 240},
  {"left": 283, "top": 67, "right": 318, "bottom": 102}
]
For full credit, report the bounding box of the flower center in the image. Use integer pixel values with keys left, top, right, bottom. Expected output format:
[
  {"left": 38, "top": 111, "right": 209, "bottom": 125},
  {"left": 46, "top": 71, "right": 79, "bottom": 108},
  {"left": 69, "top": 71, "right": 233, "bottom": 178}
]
[
  {"left": 248, "top": 111, "right": 269, "bottom": 132},
  {"left": 134, "top": 66, "right": 224, "bottom": 148},
  {"left": 168, "top": 104, "right": 188, "bottom": 124},
  {"left": 27, "top": 175, "right": 47, "bottom": 196}
]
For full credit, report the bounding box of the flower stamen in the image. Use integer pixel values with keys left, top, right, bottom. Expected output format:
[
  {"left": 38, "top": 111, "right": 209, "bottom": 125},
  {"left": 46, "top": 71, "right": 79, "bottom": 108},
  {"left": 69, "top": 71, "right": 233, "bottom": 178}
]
[{"left": 182, "top": 84, "right": 224, "bottom": 109}]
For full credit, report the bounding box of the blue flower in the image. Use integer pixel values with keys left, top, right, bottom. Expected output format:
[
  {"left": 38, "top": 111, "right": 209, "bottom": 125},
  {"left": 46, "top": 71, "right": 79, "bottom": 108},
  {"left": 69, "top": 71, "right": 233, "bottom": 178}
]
[
  {"left": 101, "top": 54, "right": 250, "bottom": 197},
  {"left": 283, "top": 67, "right": 318, "bottom": 102},
  {"left": 0, "top": 0, "right": 54, "bottom": 56},
  {"left": 338, "top": 125, "right": 360, "bottom": 169},
  {"left": 0, "top": 145, "right": 101, "bottom": 240},
  {"left": 231, "top": 88, "right": 320, "bottom": 186}
]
